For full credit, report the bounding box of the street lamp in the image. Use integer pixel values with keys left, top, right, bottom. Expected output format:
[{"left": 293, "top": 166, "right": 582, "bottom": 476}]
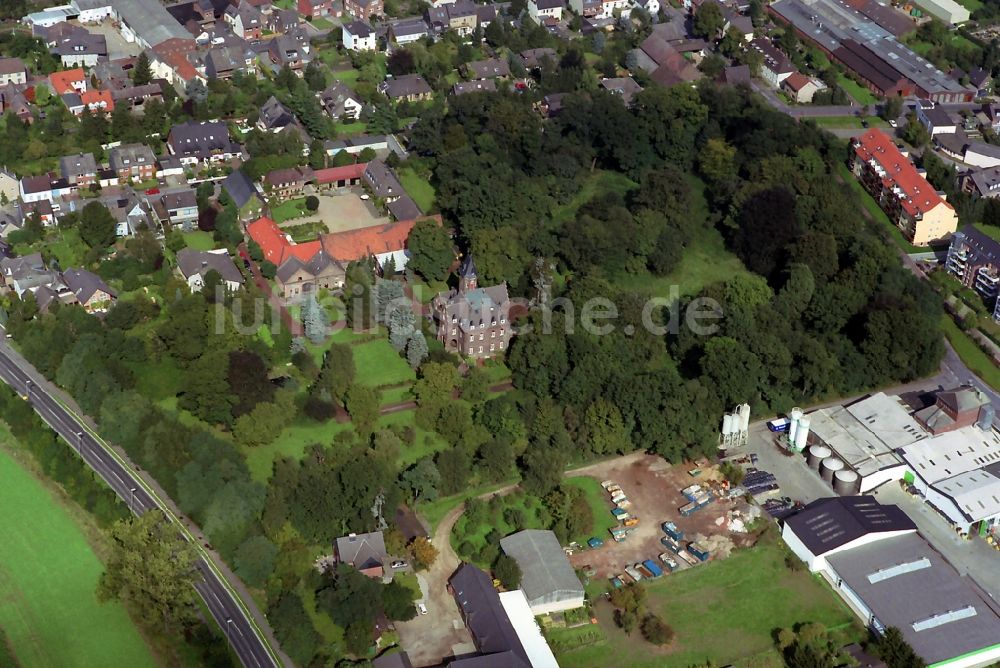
[
  {"left": 129, "top": 487, "right": 137, "bottom": 514},
  {"left": 225, "top": 618, "right": 234, "bottom": 648}
]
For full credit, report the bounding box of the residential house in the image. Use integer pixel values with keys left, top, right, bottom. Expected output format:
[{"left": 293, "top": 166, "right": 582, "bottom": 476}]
[
  {"left": 464, "top": 58, "right": 510, "bottom": 80},
  {"left": 634, "top": 34, "right": 701, "bottom": 86},
  {"left": 446, "top": 0, "right": 479, "bottom": 36},
  {"left": 538, "top": 92, "right": 567, "bottom": 118},
  {"left": 600, "top": 0, "right": 630, "bottom": 18},
  {"left": 59, "top": 153, "right": 98, "bottom": 188},
  {"left": 313, "top": 162, "right": 367, "bottom": 188},
  {"left": 528, "top": 0, "right": 564, "bottom": 21},
  {"left": 298, "top": 0, "right": 335, "bottom": 17},
  {"left": 961, "top": 167, "right": 1000, "bottom": 199},
  {"left": 264, "top": 166, "right": 311, "bottom": 198},
  {"left": 205, "top": 45, "right": 257, "bottom": 80},
  {"left": 432, "top": 255, "right": 510, "bottom": 359},
  {"left": 176, "top": 248, "right": 244, "bottom": 292},
  {"left": 750, "top": 37, "right": 796, "bottom": 87},
  {"left": 321, "top": 217, "right": 417, "bottom": 271},
  {"left": 148, "top": 188, "right": 199, "bottom": 229},
  {"left": 62, "top": 268, "right": 116, "bottom": 313},
  {"left": 109, "top": 143, "right": 157, "bottom": 182},
  {"left": 475, "top": 3, "right": 498, "bottom": 28},
  {"left": 0, "top": 87, "right": 34, "bottom": 125},
  {"left": 342, "top": 20, "right": 377, "bottom": 51},
  {"left": 0, "top": 168, "right": 18, "bottom": 204},
  {"left": 570, "top": 0, "right": 603, "bottom": 18},
  {"left": 335, "top": 532, "right": 388, "bottom": 579},
  {"left": 324, "top": 134, "right": 390, "bottom": 157},
  {"left": 452, "top": 79, "right": 496, "bottom": 95},
  {"left": 378, "top": 74, "right": 433, "bottom": 102},
  {"left": 969, "top": 66, "right": 992, "bottom": 97},
  {"left": 0, "top": 58, "right": 27, "bottom": 86},
  {"left": 112, "top": 84, "right": 164, "bottom": 112},
  {"left": 221, "top": 169, "right": 264, "bottom": 219},
  {"left": 87, "top": 189, "right": 153, "bottom": 236},
  {"left": 97, "top": 168, "right": 119, "bottom": 188},
  {"left": 267, "top": 33, "right": 312, "bottom": 73},
  {"left": 258, "top": 95, "right": 299, "bottom": 132},
  {"left": 167, "top": 120, "right": 242, "bottom": 166},
  {"left": 50, "top": 28, "right": 107, "bottom": 67},
  {"left": 79, "top": 89, "right": 114, "bottom": 115},
  {"left": 148, "top": 38, "right": 202, "bottom": 87},
  {"left": 319, "top": 81, "right": 363, "bottom": 120},
  {"left": 600, "top": 76, "right": 642, "bottom": 105},
  {"left": 19, "top": 173, "right": 72, "bottom": 205},
  {"left": 17, "top": 199, "right": 56, "bottom": 226},
  {"left": 363, "top": 159, "right": 404, "bottom": 201},
  {"left": 157, "top": 155, "right": 185, "bottom": 179},
  {"left": 225, "top": 1, "right": 264, "bottom": 40},
  {"left": 850, "top": 129, "right": 958, "bottom": 246},
  {"left": 781, "top": 72, "right": 826, "bottom": 103},
  {"left": 520, "top": 48, "right": 557, "bottom": 70},
  {"left": 1, "top": 253, "right": 58, "bottom": 296},
  {"left": 386, "top": 194, "right": 420, "bottom": 221},
  {"left": 388, "top": 18, "right": 429, "bottom": 44},
  {"left": 345, "top": 0, "right": 384, "bottom": 19},
  {"left": 48, "top": 68, "right": 87, "bottom": 95},
  {"left": 719, "top": 64, "right": 751, "bottom": 85},
  {"left": 247, "top": 215, "right": 346, "bottom": 298},
  {"left": 269, "top": 8, "right": 302, "bottom": 34},
  {"left": 632, "top": 0, "right": 660, "bottom": 15}
]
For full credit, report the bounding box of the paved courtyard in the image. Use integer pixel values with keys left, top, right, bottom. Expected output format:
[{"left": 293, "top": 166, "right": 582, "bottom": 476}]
[
  {"left": 280, "top": 191, "right": 388, "bottom": 234},
  {"left": 76, "top": 20, "right": 141, "bottom": 60}
]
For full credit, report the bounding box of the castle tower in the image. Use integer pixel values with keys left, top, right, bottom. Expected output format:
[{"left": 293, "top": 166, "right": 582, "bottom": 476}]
[{"left": 458, "top": 254, "right": 477, "bottom": 293}]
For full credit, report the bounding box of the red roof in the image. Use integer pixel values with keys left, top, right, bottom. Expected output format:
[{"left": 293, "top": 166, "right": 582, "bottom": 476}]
[
  {"left": 853, "top": 129, "right": 954, "bottom": 219},
  {"left": 321, "top": 219, "right": 418, "bottom": 262},
  {"left": 248, "top": 215, "right": 324, "bottom": 265},
  {"left": 49, "top": 68, "right": 86, "bottom": 95},
  {"left": 313, "top": 162, "right": 368, "bottom": 184},
  {"left": 783, "top": 72, "right": 812, "bottom": 92},
  {"left": 81, "top": 89, "right": 114, "bottom": 112},
  {"left": 152, "top": 38, "right": 199, "bottom": 83}
]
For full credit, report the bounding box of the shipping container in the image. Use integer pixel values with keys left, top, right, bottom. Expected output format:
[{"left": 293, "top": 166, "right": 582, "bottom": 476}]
[
  {"left": 677, "top": 549, "right": 700, "bottom": 566},
  {"left": 661, "top": 521, "right": 684, "bottom": 541},
  {"left": 623, "top": 517, "right": 640, "bottom": 527},
  {"left": 642, "top": 559, "right": 664, "bottom": 578},
  {"left": 601, "top": 480, "right": 617, "bottom": 489},
  {"left": 660, "top": 536, "right": 682, "bottom": 553},
  {"left": 636, "top": 563, "right": 655, "bottom": 579},
  {"left": 624, "top": 565, "right": 643, "bottom": 582},
  {"left": 588, "top": 537, "right": 604, "bottom": 548},
  {"left": 687, "top": 541, "right": 710, "bottom": 562},
  {"left": 679, "top": 497, "right": 711, "bottom": 516},
  {"left": 658, "top": 553, "right": 679, "bottom": 571}
]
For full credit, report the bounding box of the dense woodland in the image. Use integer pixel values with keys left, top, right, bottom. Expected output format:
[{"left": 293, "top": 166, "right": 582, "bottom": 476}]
[{"left": 1, "top": 77, "right": 946, "bottom": 663}]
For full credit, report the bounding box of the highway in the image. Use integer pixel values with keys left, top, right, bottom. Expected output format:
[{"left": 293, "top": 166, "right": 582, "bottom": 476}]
[{"left": 0, "top": 338, "right": 283, "bottom": 668}]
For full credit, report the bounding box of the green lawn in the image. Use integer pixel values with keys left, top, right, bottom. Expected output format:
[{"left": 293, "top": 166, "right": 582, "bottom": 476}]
[
  {"left": 410, "top": 280, "right": 448, "bottom": 304},
  {"left": 44, "top": 229, "right": 88, "bottom": 268},
  {"left": 941, "top": 314, "right": 1000, "bottom": 391},
  {"left": 271, "top": 198, "right": 309, "bottom": 223},
  {"left": 563, "top": 476, "right": 618, "bottom": 545},
  {"left": 398, "top": 168, "right": 436, "bottom": 213},
  {"left": 130, "top": 357, "right": 184, "bottom": 402},
  {"left": 285, "top": 221, "right": 328, "bottom": 243},
  {"left": 335, "top": 121, "right": 367, "bottom": 135},
  {"left": 0, "top": 439, "right": 155, "bottom": 667},
  {"left": 811, "top": 116, "right": 888, "bottom": 129},
  {"left": 551, "top": 536, "right": 861, "bottom": 667},
  {"left": 552, "top": 171, "right": 639, "bottom": 225},
  {"left": 331, "top": 68, "right": 361, "bottom": 87},
  {"left": 182, "top": 231, "right": 216, "bottom": 251},
  {"left": 352, "top": 339, "right": 416, "bottom": 387},
  {"left": 311, "top": 16, "right": 335, "bottom": 29},
  {"left": 835, "top": 74, "right": 879, "bottom": 106}
]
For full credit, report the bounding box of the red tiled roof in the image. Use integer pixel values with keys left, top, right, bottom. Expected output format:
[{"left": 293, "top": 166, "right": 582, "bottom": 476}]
[
  {"left": 783, "top": 72, "right": 812, "bottom": 92},
  {"left": 152, "top": 38, "right": 200, "bottom": 83},
  {"left": 81, "top": 89, "right": 114, "bottom": 112},
  {"left": 49, "top": 68, "right": 86, "bottom": 95},
  {"left": 313, "top": 162, "right": 368, "bottom": 184},
  {"left": 248, "top": 215, "right": 324, "bottom": 266},
  {"left": 853, "top": 129, "right": 954, "bottom": 219},
  {"left": 321, "top": 219, "right": 418, "bottom": 262}
]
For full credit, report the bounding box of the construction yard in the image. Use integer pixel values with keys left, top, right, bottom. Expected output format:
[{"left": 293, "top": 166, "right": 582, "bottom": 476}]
[{"left": 566, "top": 455, "right": 760, "bottom": 581}]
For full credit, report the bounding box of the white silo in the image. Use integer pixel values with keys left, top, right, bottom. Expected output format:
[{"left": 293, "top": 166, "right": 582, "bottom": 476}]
[
  {"left": 788, "top": 407, "right": 803, "bottom": 444},
  {"left": 739, "top": 403, "right": 751, "bottom": 432},
  {"left": 722, "top": 413, "right": 734, "bottom": 437},
  {"left": 794, "top": 416, "right": 810, "bottom": 452}
]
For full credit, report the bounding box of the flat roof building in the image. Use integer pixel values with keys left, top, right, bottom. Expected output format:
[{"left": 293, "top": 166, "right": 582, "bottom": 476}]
[{"left": 498, "top": 530, "right": 584, "bottom": 615}]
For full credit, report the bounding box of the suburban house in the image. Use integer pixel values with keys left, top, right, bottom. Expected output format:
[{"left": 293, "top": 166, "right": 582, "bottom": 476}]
[
  {"left": 221, "top": 169, "right": 264, "bottom": 220},
  {"left": 781, "top": 72, "right": 826, "bottom": 103},
  {"left": 528, "top": 0, "right": 564, "bottom": 21},
  {"left": 298, "top": 0, "right": 335, "bottom": 17},
  {"left": 59, "top": 152, "right": 98, "bottom": 188},
  {"left": 1, "top": 253, "right": 61, "bottom": 296},
  {"left": 388, "top": 18, "right": 429, "bottom": 44},
  {"left": 850, "top": 129, "right": 958, "bottom": 246},
  {"left": 258, "top": 95, "right": 299, "bottom": 133},
  {"left": 0, "top": 88, "right": 34, "bottom": 125},
  {"left": 167, "top": 120, "right": 242, "bottom": 166},
  {"left": 62, "top": 268, "right": 116, "bottom": 313},
  {"left": 750, "top": 37, "right": 796, "bottom": 87},
  {"left": 224, "top": 0, "right": 264, "bottom": 40},
  {"left": 335, "top": 531, "right": 389, "bottom": 579},
  {"left": 344, "top": 0, "right": 384, "bottom": 19},
  {"left": 0, "top": 58, "right": 27, "bottom": 86},
  {"left": 247, "top": 215, "right": 346, "bottom": 299},
  {"left": 961, "top": 167, "right": 1000, "bottom": 199},
  {"left": 267, "top": 33, "right": 313, "bottom": 73},
  {"left": 204, "top": 45, "right": 257, "bottom": 80},
  {"left": 147, "top": 188, "right": 199, "bottom": 230},
  {"left": 50, "top": 29, "right": 107, "bottom": 67},
  {"left": 432, "top": 255, "right": 511, "bottom": 359},
  {"left": 520, "top": 48, "right": 557, "bottom": 70},
  {"left": 263, "top": 166, "right": 312, "bottom": 199},
  {"left": 176, "top": 248, "right": 245, "bottom": 293},
  {"left": 363, "top": 159, "right": 404, "bottom": 201},
  {"left": 109, "top": 143, "right": 157, "bottom": 182},
  {"left": 19, "top": 173, "right": 72, "bottom": 204},
  {"left": 319, "top": 82, "right": 363, "bottom": 121},
  {"left": 464, "top": 58, "right": 510, "bottom": 80},
  {"left": 378, "top": 74, "right": 433, "bottom": 102},
  {"left": 445, "top": 0, "right": 479, "bottom": 36},
  {"left": 633, "top": 34, "right": 701, "bottom": 87},
  {"left": 48, "top": 68, "right": 87, "bottom": 95},
  {"left": 600, "top": 76, "right": 642, "bottom": 106},
  {"left": 342, "top": 20, "right": 377, "bottom": 51}
]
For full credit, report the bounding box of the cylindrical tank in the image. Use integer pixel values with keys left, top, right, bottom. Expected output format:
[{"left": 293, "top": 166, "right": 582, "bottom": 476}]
[
  {"left": 820, "top": 457, "right": 845, "bottom": 484},
  {"left": 834, "top": 469, "right": 861, "bottom": 496},
  {"left": 739, "top": 403, "right": 751, "bottom": 431},
  {"left": 794, "top": 417, "right": 811, "bottom": 451},
  {"left": 722, "top": 414, "right": 733, "bottom": 435},
  {"left": 807, "top": 445, "right": 832, "bottom": 469},
  {"left": 789, "top": 407, "right": 803, "bottom": 444}
]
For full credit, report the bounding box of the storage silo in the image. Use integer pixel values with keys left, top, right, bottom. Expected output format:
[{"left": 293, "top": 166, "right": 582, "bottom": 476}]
[
  {"left": 807, "top": 445, "right": 832, "bottom": 469},
  {"left": 722, "top": 413, "right": 733, "bottom": 436},
  {"left": 794, "top": 417, "right": 811, "bottom": 452},
  {"left": 739, "top": 403, "right": 751, "bottom": 432},
  {"left": 788, "top": 407, "right": 803, "bottom": 444},
  {"left": 833, "top": 469, "right": 861, "bottom": 496},
  {"left": 820, "top": 457, "right": 845, "bottom": 484}
]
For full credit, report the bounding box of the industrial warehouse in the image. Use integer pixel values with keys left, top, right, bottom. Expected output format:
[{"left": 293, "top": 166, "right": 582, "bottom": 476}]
[
  {"left": 792, "top": 386, "right": 1000, "bottom": 538},
  {"left": 782, "top": 497, "right": 1000, "bottom": 668},
  {"left": 769, "top": 0, "right": 974, "bottom": 101}
]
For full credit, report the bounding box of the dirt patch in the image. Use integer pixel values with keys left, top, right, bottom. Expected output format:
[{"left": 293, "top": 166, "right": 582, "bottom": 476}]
[{"left": 567, "top": 454, "right": 749, "bottom": 580}]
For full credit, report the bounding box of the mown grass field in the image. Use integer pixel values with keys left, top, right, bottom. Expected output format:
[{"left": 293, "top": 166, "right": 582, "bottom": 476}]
[
  {"left": 182, "top": 230, "right": 216, "bottom": 251},
  {"left": 397, "top": 168, "right": 436, "bottom": 213},
  {"left": 550, "top": 537, "right": 861, "bottom": 667},
  {"left": 0, "top": 440, "right": 155, "bottom": 668},
  {"left": 835, "top": 75, "right": 878, "bottom": 106}
]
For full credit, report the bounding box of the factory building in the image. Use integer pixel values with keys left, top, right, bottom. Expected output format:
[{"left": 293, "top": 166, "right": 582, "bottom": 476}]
[
  {"left": 783, "top": 498, "right": 1000, "bottom": 668},
  {"left": 914, "top": 0, "right": 970, "bottom": 25},
  {"left": 946, "top": 225, "right": 1000, "bottom": 322}
]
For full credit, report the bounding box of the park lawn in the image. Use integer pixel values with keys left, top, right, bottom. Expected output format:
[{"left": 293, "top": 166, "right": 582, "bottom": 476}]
[
  {"left": 311, "top": 16, "right": 335, "bottom": 29},
  {"left": 0, "top": 441, "right": 155, "bottom": 668},
  {"left": 130, "top": 356, "right": 184, "bottom": 401},
  {"left": 552, "top": 171, "right": 638, "bottom": 225},
  {"left": 331, "top": 67, "right": 361, "bottom": 87},
  {"left": 397, "top": 168, "right": 436, "bottom": 212},
  {"left": 563, "top": 476, "right": 618, "bottom": 545},
  {"left": 551, "top": 537, "right": 861, "bottom": 668},
  {"left": 835, "top": 74, "right": 879, "bottom": 106},
  {"left": 352, "top": 339, "right": 416, "bottom": 387},
  {"left": 271, "top": 198, "right": 309, "bottom": 223},
  {"left": 182, "top": 230, "right": 216, "bottom": 251},
  {"left": 941, "top": 314, "right": 1000, "bottom": 391},
  {"left": 381, "top": 384, "right": 413, "bottom": 406}
]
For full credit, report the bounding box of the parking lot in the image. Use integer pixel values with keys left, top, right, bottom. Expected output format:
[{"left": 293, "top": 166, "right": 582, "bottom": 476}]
[{"left": 566, "top": 454, "right": 758, "bottom": 582}]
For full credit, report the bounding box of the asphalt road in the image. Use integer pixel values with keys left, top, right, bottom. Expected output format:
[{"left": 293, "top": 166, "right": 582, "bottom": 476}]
[{"left": 0, "top": 339, "right": 282, "bottom": 668}]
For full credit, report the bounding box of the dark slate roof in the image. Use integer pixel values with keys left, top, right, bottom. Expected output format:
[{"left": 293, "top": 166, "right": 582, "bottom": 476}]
[
  {"left": 449, "top": 564, "right": 529, "bottom": 667},
  {"left": 221, "top": 169, "right": 260, "bottom": 209},
  {"left": 335, "top": 531, "right": 386, "bottom": 570},
  {"left": 783, "top": 496, "right": 916, "bottom": 556},
  {"left": 176, "top": 248, "right": 244, "bottom": 284},
  {"left": 59, "top": 152, "right": 98, "bottom": 180},
  {"left": 372, "top": 652, "right": 414, "bottom": 668},
  {"left": 62, "top": 267, "right": 116, "bottom": 302},
  {"left": 258, "top": 95, "right": 296, "bottom": 130},
  {"left": 387, "top": 194, "right": 421, "bottom": 220},
  {"left": 452, "top": 79, "right": 497, "bottom": 96},
  {"left": 168, "top": 120, "right": 239, "bottom": 160},
  {"left": 345, "top": 20, "right": 374, "bottom": 37},
  {"left": 458, "top": 254, "right": 477, "bottom": 278},
  {"left": 379, "top": 73, "right": 432, "bottom": 99}
]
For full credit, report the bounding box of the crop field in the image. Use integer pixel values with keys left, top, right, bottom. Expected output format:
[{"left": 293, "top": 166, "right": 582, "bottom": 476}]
[{"left": 0, "top": 445, "right": 154, "bottom": 667}]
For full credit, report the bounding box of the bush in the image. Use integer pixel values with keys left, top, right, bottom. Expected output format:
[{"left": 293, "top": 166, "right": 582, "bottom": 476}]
[
  {"left": 260, "top": 260, "right": 277, "bottom": 279},
  {"left": 640, "top": 614, "right": 674, "bottom": 645},
  {"left": 493, "top": 553, "right": 521, "bottom": 589},
  {"left": 305, "top": 195, "right": 319, "bottom": 211}
]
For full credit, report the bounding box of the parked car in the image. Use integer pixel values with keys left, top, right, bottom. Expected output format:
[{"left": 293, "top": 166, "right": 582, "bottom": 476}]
[
  {"left": 417, "top": 602, "right": 428, "bottom": 615},
  {"left": 391, "top": 560, "right": 408, "bottom": 569},
  {"left": 587, "top": 537, "right": 604, "bottom": 548}
]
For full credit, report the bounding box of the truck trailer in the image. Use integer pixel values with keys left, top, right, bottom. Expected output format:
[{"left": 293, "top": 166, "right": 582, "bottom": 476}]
[
  {"left": 661, "top": 521, "right": 684, "bottom": 541},
  {"left": 687, "top": 542, "right": 711, "bottom": 562}
]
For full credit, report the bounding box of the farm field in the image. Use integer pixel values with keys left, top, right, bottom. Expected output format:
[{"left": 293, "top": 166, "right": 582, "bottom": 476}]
[
  {"left": 550, "top": 536, "right": 861, "bottom": 667},
  {"left": 0, "top": 443, "right": 155, "bottom": 667}
]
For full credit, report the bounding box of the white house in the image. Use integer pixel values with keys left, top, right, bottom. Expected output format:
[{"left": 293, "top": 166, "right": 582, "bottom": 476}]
[
  {"left": 342, "top": 20, "right": 376, "bottom": 51},
  {"left": 528, "top": 0, "right": 564, "bottom": 21}
]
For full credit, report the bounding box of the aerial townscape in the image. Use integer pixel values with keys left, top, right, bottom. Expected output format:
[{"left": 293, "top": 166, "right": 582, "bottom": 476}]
[{"left": 3, "top": 0, "right": 1000, "bottom": 666}]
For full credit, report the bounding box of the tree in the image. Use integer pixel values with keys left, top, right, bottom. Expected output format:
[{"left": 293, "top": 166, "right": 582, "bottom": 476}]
[
  {"left": 301, "top": 293, "right": 329, "bottom": 344},
  {"left": 79, "top": 201, "right": 117, "bottom": 249},
  {"left": 876, "top": 627, "right": 926, "bottom": 668},
  {"left": 346, "top": 383, "right": 380, "bottom": 435},
  {"left": 315, "top": 342, "right": 356, "bottom": 404},
  {"left": 582, "top": 398, "right": 631, "bottom": 455},
  {"left": 901, "top": 112, "right": 930, "bottom": 148},
  {"left": 305, "top": 195, "right": 319, "bottom": 211},
  {"left": 133, "top": 52, "right": 152, "bottom": 86},
  {"left": 308, "top": 140, "right": 326, "bottom": 170},
  {"left": 640, "top": 615, "right": 674, "bottom": 645},
  {"left": 406, "top": 330, "right": 429, "bottom": 369},
  {"left": 410, "top": 536, "right": 438, "bottom": 570},
  {"left": 98, "top": 510, "right": 201, "bottom": 632},
  {"left": 407, "top": 219, "right": 454, "bottom": 282},
  {"left": 186, "top": 78, "right": 208, "bottom": 104},
  {"left": 233, "top": 535, "right": 278, "bottom": 587},
  {"left": 260, "top": 260, "right": 277, "bottom": 279},
  {"left": 400, "top": 458, "right": 441, "bottom": 502},
  {"left": 693, "top": 2, "right": 724, "bottom": 39},
  {"left": 880, "top": 95, "right": 903, "bottom": 122},
  {"left": 493, "top": 553, "right": 522, "bottom": 589},
  {"left": 345, "top": 621, "right": 373, "bottom": 655}
]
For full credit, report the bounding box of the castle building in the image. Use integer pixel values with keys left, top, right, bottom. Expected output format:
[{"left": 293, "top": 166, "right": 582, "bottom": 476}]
[{"left": 432, "top": 256, "right": 511, "bottom": 359}]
